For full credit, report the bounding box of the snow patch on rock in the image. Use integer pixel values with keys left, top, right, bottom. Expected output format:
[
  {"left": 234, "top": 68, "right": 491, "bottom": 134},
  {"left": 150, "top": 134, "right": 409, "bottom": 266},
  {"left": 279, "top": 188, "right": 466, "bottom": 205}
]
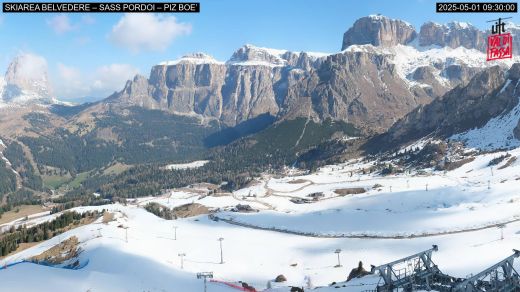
[{"left": 158, "top": 53, "right": 224, "bottom": 66}]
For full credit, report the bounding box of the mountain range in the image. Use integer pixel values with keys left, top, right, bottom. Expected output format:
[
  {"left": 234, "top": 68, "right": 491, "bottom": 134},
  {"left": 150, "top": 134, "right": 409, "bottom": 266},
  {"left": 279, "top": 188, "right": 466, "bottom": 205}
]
[
  {"left": 1, "top": 14, "right": 520, "bottom": 200},
  {"left": 3, "top": 15, "right": 517, "bottom": 130}
]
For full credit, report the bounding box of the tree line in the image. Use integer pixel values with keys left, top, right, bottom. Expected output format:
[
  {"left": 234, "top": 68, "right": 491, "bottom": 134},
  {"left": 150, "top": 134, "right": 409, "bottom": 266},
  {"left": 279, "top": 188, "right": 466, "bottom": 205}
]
[
  {"left": 144, "top": 202, "right": 175, "bottom": 220},
  {"left": 0, "top": 210, "right": 99, "bottom": 257}
]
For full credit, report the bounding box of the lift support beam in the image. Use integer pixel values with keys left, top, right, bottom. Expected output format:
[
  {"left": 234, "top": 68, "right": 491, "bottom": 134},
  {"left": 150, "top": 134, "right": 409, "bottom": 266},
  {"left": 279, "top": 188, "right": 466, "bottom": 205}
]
[
  {"left": 371, "top": 245, "right": 445, "bottom": 291},
  {"left": 370, "top": 247, "right": 520, "bottom": 292},
  {"left": 452, "top": 250, "right": 520, "bottom": 292}
]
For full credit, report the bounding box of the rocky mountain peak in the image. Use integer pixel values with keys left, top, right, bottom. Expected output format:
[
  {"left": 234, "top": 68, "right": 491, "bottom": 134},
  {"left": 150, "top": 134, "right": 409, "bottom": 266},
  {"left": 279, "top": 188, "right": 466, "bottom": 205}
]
[
  {"left": 341, "top": 15, "right": 417, "bottom": 50},
  {"left": 1, "top": 54, "right": 54, "bottom": 104},
  {"left": 342, "top": 16, "right": 501, "bottom": 54}
]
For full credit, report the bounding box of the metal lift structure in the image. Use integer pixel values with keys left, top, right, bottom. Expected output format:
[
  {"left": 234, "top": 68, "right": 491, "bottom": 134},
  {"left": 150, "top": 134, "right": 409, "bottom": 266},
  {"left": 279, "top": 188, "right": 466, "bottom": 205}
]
[
  {"left": 452, "top": 249, "right": 520, "bottom": 292},
  {"left": 371, "top": 245, "right": 457, "bottom": 291},
  {"left": 369, "top": 246, "right": 520, "bottom": 291}
]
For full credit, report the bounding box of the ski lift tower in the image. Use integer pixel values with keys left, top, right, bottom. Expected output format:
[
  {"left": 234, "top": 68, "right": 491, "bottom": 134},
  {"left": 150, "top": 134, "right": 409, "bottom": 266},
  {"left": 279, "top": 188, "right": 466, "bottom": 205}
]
[
  {"left": 334, "top": 249, "right": 342, "bottom": 268},
  {"left": 197, "top": 272, "right": 213, "bottom": 292}
]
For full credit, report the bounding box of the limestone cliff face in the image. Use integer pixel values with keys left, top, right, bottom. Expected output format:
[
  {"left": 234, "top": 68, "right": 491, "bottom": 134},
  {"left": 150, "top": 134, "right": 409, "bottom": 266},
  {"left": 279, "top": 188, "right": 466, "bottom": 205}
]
[
  {"left": 341, "top": 15, "right": 417, "bottom": 50},
  {"left": 107, "top": 16, "right": 505, "bottom": 132},
  {"left": 112, "top": 51, "right": 286, "bottom": 125},
  {"left": 109, "top": 48, "right": 327, "bottom": 126},
  {"left": 110, "top": 47, "right": 434, "bottom": 131},
  {"left": 419, "top": 21, "right": 487, "bottom": 51},
  {"left": 149, "top": 59, "right": 227, "bottom": 117},
  {"left": 219, "top": 65, "right": 282, "bottom": 125}
]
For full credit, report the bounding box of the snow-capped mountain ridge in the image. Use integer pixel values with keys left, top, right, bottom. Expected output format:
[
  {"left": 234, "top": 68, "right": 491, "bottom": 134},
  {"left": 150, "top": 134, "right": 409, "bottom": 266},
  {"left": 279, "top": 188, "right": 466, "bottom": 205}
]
[
  {"left": 226, "top": 44, "right": 292, "bottom": 67},
  {"left": 447, "top": 21, "right": 472, "bottom": 30},
  {"left": 158, "top": 53, "right": 224, "bottom": 66},
  {"left": 157, "top": 45, "right": 333, "bottom": 68},
  {"left": 111, "top": 15, "right": 517, "bottom": 131}
]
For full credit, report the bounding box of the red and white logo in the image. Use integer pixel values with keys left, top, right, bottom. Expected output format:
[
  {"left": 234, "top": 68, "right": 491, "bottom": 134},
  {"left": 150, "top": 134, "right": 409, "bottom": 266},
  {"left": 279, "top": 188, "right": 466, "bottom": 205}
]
[{"left": 487, "top": 17, "right": 513, "bottom": 61}]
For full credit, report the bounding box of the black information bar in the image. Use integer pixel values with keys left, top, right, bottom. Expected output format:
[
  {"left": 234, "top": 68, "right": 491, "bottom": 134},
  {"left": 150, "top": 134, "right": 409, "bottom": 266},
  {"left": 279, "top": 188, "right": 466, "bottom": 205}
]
[
  {"left": 2, "top": 2, "right": 200, "bottom": 13},
  {"left": 436, "top": 2, "right": 517, "bottom": 12}
]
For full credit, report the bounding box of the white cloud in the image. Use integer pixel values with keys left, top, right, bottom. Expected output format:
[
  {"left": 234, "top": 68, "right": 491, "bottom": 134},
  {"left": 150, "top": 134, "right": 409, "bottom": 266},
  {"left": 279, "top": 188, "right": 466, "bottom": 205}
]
[
  {"left": 92, "top": 64, "right": 139, "bottom": 93},
  {"left": 81, "top": 15, "right": 96, "bottom": 25},
  {"left": 54, "top": 63, "right": 139, "bottom": 99},
  {"left": 46, "top": 15, "right": 75, "bottom": 34},
  {"left": 7, "top": 53, "right": 48, "bottom": 81},
  {"left": 109, "top": 14, "right": 191, "bottom": 53},
  {"left": 75, "top": 36, "right": 91, "bottom": 45},
  {"left": 55, "top": 63, "right": 88, "bottom": 97}
]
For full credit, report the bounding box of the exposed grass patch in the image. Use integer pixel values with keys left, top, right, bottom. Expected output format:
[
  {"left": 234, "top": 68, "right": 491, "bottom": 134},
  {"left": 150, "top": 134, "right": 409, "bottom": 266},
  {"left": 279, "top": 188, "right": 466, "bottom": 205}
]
[
  {"left": 287, "top": 179, "right": 308, "bottom": 184},
  {"left": 42, "top": 174, "right": 71, "bottom": 189},
  {"left": 443, "top": 157, "right": 476, "bottom": 171},
  {"left": 67, "top": 171, "right": 91, "bottom": 188},
  {"left": 0, "top": 205, "right": 48, "bottom": 225},
  {"left": 103, "top": 163, "right": 131, "bottom": 176},
  {"left": 334, "top": 188, "right": 366, "bottom": 196},
  {"left": 30, "top": 236, "right": 80, "bottom": 265},
  {"left": 102, "top": 212, "right": 115, "bottom": 224},
  {"left": 145, "top": 202, "right": 210, "bottom": 220}
]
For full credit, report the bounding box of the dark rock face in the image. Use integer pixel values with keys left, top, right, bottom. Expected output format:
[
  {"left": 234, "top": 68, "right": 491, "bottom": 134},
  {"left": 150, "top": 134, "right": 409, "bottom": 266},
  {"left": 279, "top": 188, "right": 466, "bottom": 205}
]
[
  {"left": 419, "top": 22, "right": 487, "bottom": 51},
  {"left": 114, "top": 75, "right": 155, "bottom": 108},
  {"left": 380, "top": 65, "right": 520, "bottom": 148},
  {"left": 513, "top": 65, "right": 520, "bottom": 139},
  {"left": 341, "top": 15, "right": 417, "bottom": 50},
  {"left": 347, "top": 261, "right": 371, "bottom": 281},
  {"left": 150, "top": 61, "right": 229, "bottom": 118},
  {"left": 514, "top": 121, "right": 520, "bottom": 140},
  {"left": 411, "top": 66, "right": 446, "bottom": 98},
  {"left": 507, "top": 63, "right": 520, "bottom": 80},
  {"left": 444, "top": 65, "right": 482, "bottom": 87},
  {"left": 281, "top": 50, "right": 432, "bottom": 132},
  {"left": 274, "top": 274, "right": 287, "bottom": 282}
]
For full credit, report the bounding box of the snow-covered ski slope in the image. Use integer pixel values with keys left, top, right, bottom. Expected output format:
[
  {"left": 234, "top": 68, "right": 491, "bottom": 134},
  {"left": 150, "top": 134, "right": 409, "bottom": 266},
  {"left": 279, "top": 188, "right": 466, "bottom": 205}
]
[
  {"left": 4, "top": 103, "right": 520, "bottom": 290},
  {"left": 2, "top": 145, "right": 520, "bottom": 291},
  {"left": 218, "top": 149, "right": 520, "bottom": 237}
]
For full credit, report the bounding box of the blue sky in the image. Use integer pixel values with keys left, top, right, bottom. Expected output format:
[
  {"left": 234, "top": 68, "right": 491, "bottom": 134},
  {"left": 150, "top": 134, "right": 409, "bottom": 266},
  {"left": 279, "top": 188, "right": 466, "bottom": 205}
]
[{"left": 0, "top": 0, "right": 516, "bottom": 100}]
